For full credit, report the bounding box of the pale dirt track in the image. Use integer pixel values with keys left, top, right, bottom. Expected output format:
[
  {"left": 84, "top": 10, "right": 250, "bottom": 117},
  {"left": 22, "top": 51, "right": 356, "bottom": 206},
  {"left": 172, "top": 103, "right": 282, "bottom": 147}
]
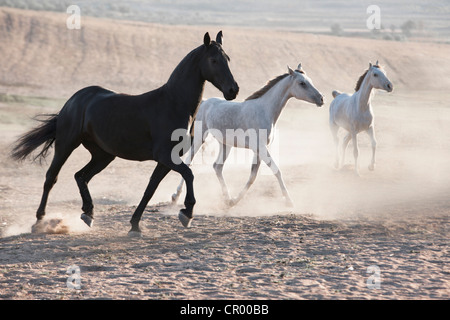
[
  {"left": 0, "top": 205, "right": 447, "bottom": 300},
  {"left": 1, "top": 110, "right": 448, "bottom": 299}
]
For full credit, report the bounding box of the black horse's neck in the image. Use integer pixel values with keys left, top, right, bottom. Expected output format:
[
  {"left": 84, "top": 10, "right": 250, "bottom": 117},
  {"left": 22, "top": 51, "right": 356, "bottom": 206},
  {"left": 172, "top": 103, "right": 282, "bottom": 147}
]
[{"left": 165, "top": 45, "right": 206, "bottom": 117}]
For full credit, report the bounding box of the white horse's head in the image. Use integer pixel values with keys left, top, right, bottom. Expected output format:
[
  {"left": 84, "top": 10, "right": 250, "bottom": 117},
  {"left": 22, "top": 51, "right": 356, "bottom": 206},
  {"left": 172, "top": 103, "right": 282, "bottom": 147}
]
[
  {"left": 367, "top": 61, "right": 393, "bottom": 92},
  {"left": 287, "top": 64, "right": 324, "bottom": 107}
]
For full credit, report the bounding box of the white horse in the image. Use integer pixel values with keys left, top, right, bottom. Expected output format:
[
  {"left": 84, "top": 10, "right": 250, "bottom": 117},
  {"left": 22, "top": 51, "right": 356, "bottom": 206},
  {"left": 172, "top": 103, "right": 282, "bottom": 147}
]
[
  {"left": 172, "top": 64, "right": 324, "bottom": 207},
  {"left": 329, "top": 61, "right": 393, "bottom": 175}
]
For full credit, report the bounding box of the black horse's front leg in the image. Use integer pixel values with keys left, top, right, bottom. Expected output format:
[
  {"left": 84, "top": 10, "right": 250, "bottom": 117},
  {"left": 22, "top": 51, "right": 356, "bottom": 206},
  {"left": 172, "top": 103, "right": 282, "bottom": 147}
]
[
  {"left": 128, "top": 158, "right": 195, "bottom": 236},
  {"left": 173, "top": 163, "right": 196, "bottom": 228},
  {"left": 163, "top": 158, "right": 196, "bottom": 228},
  {"left": 129, "top": 163, "right": 171, "bottom": 236}
]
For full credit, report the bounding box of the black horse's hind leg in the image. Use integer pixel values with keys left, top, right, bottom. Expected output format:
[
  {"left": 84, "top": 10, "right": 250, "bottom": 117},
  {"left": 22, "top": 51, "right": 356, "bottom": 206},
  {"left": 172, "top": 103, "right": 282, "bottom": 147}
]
[
  {"left": 75, "top": 143, "right": 115, "bottom": 227},
  {"left": 35, "top": 146, "right": 74, "bottom": 222},
  {"left": 129, "top": 163, "right": 171, "bottom": 236}
]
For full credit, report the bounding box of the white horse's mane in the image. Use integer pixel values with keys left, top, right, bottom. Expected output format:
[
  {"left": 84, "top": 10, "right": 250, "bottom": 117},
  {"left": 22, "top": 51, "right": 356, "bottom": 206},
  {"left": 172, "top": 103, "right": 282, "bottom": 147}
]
[
  {"left": 354, "top": 65, "right": 381, "bottom": 92},
  {"left": 245, "top": 69, "right": 305, "bottom": 101},
  {"left": 245, "top": 73, "right": 289, "bottom": 101}
]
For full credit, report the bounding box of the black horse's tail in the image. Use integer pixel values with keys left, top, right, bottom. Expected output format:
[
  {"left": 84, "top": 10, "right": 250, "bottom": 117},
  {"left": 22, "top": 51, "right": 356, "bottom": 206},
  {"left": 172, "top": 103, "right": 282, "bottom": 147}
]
[{"left": 11, "top": 114, "right": 58, "bottom": 162}]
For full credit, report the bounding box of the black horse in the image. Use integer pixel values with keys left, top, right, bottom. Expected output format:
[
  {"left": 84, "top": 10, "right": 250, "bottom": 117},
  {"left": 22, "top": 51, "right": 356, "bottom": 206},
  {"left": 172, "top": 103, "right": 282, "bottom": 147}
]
[{"left": 11, "top": 31, "right": 239, "bottom": 236}]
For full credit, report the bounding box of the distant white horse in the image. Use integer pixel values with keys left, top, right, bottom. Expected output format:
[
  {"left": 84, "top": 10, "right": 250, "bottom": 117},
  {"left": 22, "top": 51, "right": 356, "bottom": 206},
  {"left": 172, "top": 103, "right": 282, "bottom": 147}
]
[
  {"left": 172, "top": 64, "right": 324, "bottom": 207},
  {"left": 329, "top": 61, "right": 393, "bottom": 175}
]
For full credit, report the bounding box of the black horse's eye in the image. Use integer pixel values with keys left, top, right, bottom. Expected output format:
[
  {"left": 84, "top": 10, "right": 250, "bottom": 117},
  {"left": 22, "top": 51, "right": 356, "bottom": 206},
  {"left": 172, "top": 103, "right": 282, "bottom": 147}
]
[{"left": 211, "top": 58, "right": 218, "bottom": 64}]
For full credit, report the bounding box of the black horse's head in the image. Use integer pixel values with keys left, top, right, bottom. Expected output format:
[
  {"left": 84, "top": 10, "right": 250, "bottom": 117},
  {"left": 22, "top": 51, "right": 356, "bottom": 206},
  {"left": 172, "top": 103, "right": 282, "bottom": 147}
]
[{"left": 200, "top": 31, "right": 239, "bottom": 101}]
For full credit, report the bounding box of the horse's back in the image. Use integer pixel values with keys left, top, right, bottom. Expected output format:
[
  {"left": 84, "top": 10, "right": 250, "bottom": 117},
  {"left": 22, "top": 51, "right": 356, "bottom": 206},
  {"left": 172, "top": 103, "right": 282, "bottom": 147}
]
[
  {"left": 329, "top": 92, "right": 352, "bottom": 125},
  {"left": 59, "top": 86, "right": 116, "bottom": 120},
  {"left": 54, "top": 86, "right": 114, "bottom": 144},
  {"left": 69, "top": 86, "right": 116, "bottom": 107},
  {"left": 199, "top": 97, "right": 240, "bottom": 122},
  {"left": 330, "top": 92, "right": 373, "bottom": 132},
  {"left": 330, "top": 92, "right": 352, "bottom": 111},
  {"left": 57, "top": 85, "right": 161, "bottom": 160},
  {"left": 207, "top": 98, "right": 252, "bottom": 132}
]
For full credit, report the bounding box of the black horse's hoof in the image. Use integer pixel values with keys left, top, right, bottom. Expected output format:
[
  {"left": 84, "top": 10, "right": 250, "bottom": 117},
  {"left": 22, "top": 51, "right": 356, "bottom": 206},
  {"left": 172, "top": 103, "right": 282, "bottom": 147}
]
[
  {"left": 31, "top": 219, "right": 43, "bottom": 234},
  {"left": 80, "top": 213, "right": 94, "bottom": 227},
  {"left": 178, "top": 210, "right": 193, "bottom": 228}
]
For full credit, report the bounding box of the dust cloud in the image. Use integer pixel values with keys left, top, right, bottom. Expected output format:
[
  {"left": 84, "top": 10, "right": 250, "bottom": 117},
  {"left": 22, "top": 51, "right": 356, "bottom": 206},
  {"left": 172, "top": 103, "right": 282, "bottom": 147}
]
[
  {"left": 2, "top": 92, "right": 448, "bottom": 237},
  {"left": 1, "top": 6, "right": 449, "bottom": 235},
  {"left": 2, "top": 210, "right": 90, "bottom": 237},
  {"left": 2, "top": 89, "right": 448, "bottom": 237},
  {"left": 169, "top": 90, "right": 450, "bottom": 222}
]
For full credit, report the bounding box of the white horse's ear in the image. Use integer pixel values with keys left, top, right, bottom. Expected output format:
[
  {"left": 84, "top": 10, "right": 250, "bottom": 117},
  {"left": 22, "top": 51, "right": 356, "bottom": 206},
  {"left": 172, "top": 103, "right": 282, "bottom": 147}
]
[
  {"left": 288, "top": 65, "right": 295, "bottom": 75},
  {"left": 297, "top": 63, "right": 302, "bottom": 71},
  {"left": 375, "top": 60, "right": 379, "bottom": 66},
  {"left": 369, "top": 62, "right": 373, "bottom": 68}
]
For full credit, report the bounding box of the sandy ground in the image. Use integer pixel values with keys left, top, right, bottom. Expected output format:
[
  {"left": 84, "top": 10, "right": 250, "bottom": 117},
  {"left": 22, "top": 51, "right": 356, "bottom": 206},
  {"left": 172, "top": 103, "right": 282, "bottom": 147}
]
[
  {"left": 0, "top": 8, "right": 449, "bottom": 300},
  {"left": 0, "top": 206, "right": 447, "bottom": 300},
  {"left": 0, "top": 92, "right": 448, "bottom": 300}
]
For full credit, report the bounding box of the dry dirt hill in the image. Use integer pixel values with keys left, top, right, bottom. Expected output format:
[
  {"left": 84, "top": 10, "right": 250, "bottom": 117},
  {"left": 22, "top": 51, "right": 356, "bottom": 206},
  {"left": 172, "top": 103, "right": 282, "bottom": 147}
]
[{"left": 0, "top": 7, "right": 449, "bottom": 100}]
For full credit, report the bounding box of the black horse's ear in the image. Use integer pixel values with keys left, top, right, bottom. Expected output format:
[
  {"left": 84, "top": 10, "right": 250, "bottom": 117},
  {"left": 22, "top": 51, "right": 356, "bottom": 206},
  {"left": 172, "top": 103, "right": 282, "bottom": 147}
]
[
  {"left": 216, "top": 31, "right": 223, "bottom": 45},
  {"left": 203, "top": 32, "right": 211, "bottom": 46}
]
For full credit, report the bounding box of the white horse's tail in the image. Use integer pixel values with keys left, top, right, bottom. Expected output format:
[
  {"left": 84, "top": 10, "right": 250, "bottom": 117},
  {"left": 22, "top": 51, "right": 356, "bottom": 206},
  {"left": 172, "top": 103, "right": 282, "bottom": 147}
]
[{"left": 332, "top": 90, "right": 341, "bottom": 98}]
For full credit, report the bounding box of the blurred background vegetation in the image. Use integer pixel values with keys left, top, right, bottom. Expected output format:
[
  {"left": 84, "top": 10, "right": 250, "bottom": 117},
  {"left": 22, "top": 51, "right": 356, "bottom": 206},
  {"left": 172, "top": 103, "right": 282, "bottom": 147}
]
[{"left": 0, "top": 0, "right": 448, "bottom": 42}]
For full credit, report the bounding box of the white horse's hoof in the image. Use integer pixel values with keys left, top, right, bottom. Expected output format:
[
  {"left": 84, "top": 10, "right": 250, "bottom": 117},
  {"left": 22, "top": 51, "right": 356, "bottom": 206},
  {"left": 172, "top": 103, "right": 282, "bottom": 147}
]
[
  {"left": 80, "top": 214, "right": 94, "bottom": 227},
  {"left": 178, "top": 211, "right": 192, "bottom": 228},
  {"left": 368, "top": 164, "right": 375, "bottom": 171},
  {"left": 227, "top": 198, "right": 237, "bottom": 207},
  {"left": 286, "top": 199, "right": 294, "bottom": 208}
]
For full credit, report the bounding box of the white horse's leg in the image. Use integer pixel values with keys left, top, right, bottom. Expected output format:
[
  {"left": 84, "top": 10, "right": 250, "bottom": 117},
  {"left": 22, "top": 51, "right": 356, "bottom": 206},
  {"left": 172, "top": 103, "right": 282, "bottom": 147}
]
[
  {"left": 351, "top": 132, "right": 360, "bottom": 175},
  {"left": 172, "top": 179, "right": 184, "bottom": 204},
  {"left": 213, "top": 143, "right": 232, "bottom": 204},
  {"left": 330, "top": 122, "right": 340, "bottom": 168},
  {"left": 171, "top": 132, "right": 205, "bottom": 204},
  {"left": 367, "top": 126, "right": 377, "bottom": 171},
  {"left": 260, "top": 146, "right": 293, "bottom": 207},
  {"left": 231, "top": 153, "right": 261, "bottom": 206},
  {"left": 340, "top": 132, "right": 351, "bottom": 169}
]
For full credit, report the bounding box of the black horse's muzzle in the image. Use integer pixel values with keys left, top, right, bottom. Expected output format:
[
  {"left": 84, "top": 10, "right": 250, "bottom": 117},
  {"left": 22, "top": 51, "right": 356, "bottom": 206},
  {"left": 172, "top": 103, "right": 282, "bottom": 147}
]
[{"left": 224, "top": 82, "right": 239, "bottom": 101}]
